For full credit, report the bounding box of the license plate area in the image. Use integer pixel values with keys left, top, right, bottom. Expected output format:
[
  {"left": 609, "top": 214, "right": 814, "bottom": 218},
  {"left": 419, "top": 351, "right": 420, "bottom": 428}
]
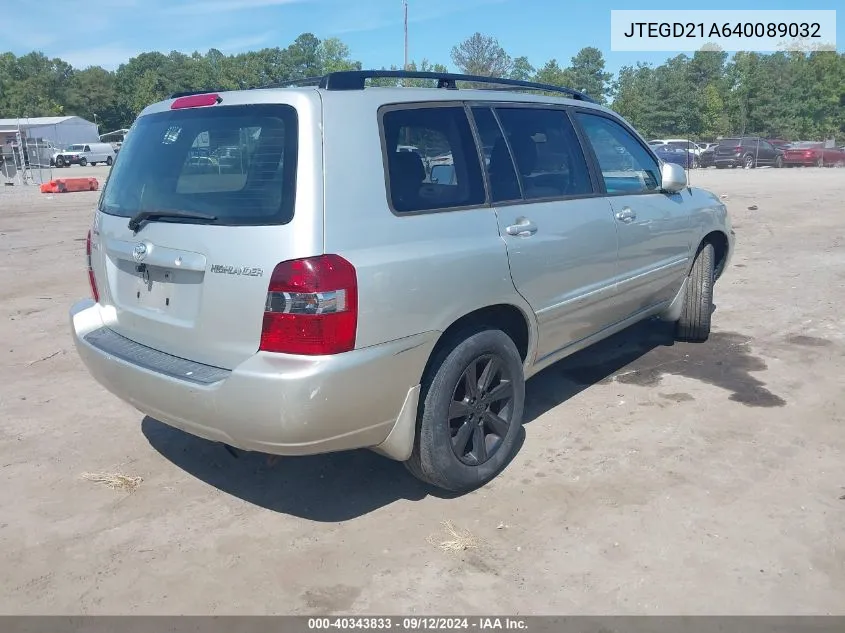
[
  {"left": 133, "top": 264, "right": 176, "bottom": 309},
  {"left": 109, "top": 257, "right": 204, "bottom": 321}
]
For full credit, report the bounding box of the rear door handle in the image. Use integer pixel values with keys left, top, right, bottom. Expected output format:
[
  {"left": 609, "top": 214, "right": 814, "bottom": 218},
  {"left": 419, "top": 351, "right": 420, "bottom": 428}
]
[
  {"left": 615, "top": 207, "right": 636, "bottom": 223},
  {"left": 505, "top": 219, "right": 538, "bottom": 237}
]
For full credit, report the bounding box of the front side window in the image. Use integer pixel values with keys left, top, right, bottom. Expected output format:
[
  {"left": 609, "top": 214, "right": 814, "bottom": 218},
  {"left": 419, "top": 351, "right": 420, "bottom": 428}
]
[
  {"left": 575, "top": 112, "right": 660, "bottom": 194},
  {"left": 381, "top": 106, "right": 485, "bottom": 213},
  {"left": 99, "top": 104, "right": 298, "bottom": 226}
]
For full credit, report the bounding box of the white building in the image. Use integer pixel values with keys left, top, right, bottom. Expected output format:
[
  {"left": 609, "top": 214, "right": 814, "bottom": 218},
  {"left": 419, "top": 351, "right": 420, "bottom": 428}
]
[{"left": 0, "top": 115, "right": 99, "bottom": 148}]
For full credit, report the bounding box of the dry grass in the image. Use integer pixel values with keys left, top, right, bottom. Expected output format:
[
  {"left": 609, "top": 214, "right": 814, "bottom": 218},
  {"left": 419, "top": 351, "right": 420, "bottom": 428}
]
[
  {"left": 428, "top": 521, "right": 479, "bottom": 552},
  {"left": 81, "top": 472, "right": 143, "bottom": 492}
]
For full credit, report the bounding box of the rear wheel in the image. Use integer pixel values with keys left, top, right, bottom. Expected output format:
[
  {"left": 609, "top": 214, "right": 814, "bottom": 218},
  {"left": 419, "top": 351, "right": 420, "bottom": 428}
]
[
  {"left": 743, "top": 154, "right": 754, "bottom": 169},
  {"left": 775, "top": 155, "right": 783, "bottom": 168},
  {"left": 676, "top": 243, "right": 715, "bottom": 343},
  {"left": 55, "top": 156, "right": 65, "bottom": 168},
  {"left": 405, "top": 329, "right": 525, "bottom": 492},
  {"left": 106, "top": 156, "right": 113, "bottom": 166},
  {"left": 817, "top": 157, "right": 824, "bottom": 168},
  {"left": 90, "top": 162, "right": 97, "bottom": 166}
]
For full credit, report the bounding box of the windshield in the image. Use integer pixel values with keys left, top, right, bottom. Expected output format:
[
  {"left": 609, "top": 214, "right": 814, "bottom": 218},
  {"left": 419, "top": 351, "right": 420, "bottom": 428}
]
[{"left": 98, "top": 104, "right": 299, "bottom": 227}]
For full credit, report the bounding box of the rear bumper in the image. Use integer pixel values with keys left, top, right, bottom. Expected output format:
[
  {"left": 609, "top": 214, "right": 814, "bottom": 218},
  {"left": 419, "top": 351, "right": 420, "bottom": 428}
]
[
  {"left": 714, "top": 157, "right": 741, "bottom": 167},
  {"left": 783, "top": 157, "right": 816, "bottom": 165},
  {"left": 70, "top": 299, "right": 436, "bottom": 458}
]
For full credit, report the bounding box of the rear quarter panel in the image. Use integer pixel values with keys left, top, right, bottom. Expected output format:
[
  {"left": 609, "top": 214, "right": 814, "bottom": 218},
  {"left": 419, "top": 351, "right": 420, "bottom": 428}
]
[{"left": 320, "top": 93, "right": 537, "bottom": 360}]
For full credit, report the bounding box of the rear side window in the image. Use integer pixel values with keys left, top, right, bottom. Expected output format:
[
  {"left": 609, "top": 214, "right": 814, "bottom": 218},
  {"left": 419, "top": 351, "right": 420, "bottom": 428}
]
[
  {"left": 471, "top": 106, "right": 521, "bottom": 203},
  {"left": 493, "top": 107, "right": 594, "bottom": 200},
  {"left": 99, "top": 104, "right": 298, "bottom": 226},
  {"left": 575, "top": 112, "right": 660, "bottom": 194},
  {"left": 381, "top": 106, "right": 485, "bottom": 213}
]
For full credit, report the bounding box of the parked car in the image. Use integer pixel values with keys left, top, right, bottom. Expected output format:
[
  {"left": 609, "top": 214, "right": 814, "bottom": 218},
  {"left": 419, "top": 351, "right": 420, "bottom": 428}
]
[
  {"left": 714, "top": 137, "right": 784, "bottom": 169},
  {"left": 782, "top": 141, "right": 845, "bottom": 168},
  {"left": 70, "top": 70, "right": 734, "bottom": 492},
  {"left": 654, "top": 143, "right": 696, "bottom": 169},
  {"left": 768, "top": 139, "right": 791, "bottom": 151},
  {"left": 698, "top": 143, "right": 719, "bottom": 167},
  {"left": 53, "top": 142, "right": 116, "bottom": 167},
  {"left": 649, "top": 139, "right": 705, "bottom": 157}
]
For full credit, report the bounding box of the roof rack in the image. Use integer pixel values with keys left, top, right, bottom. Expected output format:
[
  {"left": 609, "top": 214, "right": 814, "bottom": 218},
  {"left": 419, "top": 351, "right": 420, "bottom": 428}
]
[{"left": 258, "top": 70, "right": 597, "bottom": 103}]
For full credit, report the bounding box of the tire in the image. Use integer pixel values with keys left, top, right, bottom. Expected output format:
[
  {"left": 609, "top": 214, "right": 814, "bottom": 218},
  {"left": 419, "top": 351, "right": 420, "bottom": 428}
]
[
  {"left": 90, "top": 162, "right": 97, "bottom": 166},
  {"left": 692, "top": 157, "right": 700, "bottom": 169},
  {"left": 743, "top": 154, "right": 754, "bottom": 169},
  {"left": 676, "top": 243, "right": 715, "bottom": 343},
  {"left": 775, "top": 156, "right": 783, "bottom": 168},
  {"left": 405, "top": 328, "right": 526, "bottom": 492},
  {"left": 106, "top": 156, "right": 113, "bottom": 166},
  {"left": 79, "top": 158, "right": 87, "bottom": 167},
  {"left": 817, "top": 157, "right": 824, "bottom": 168},
  {"left": 55, "top": 156, "right": 64, "bottom": 168}
]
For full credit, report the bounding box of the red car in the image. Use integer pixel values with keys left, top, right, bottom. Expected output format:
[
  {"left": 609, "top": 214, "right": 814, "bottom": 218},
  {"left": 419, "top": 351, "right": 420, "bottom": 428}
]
[{"left": 782, "top": 142, "right": 845, "bottom": 167}]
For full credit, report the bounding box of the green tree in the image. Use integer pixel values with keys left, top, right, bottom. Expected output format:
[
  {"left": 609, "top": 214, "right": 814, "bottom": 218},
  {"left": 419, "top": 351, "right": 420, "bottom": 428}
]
[
  {"left": 450, "top": 32, "right": 512, "bottom": 77},
  {"left": 569, "top": 47, "right": 611, "bottom": 104},
  {"left": 510, "top": 56, "right": 535, "bottom": 81},
  {"left": 319, "top": 38, "right": 362, "bottom": 74}
]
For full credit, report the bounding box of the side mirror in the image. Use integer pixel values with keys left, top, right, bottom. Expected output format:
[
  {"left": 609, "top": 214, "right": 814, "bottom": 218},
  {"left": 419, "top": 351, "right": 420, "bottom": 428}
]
[{"left": 660, "top": 161, "right": 687, "bottom": 193}]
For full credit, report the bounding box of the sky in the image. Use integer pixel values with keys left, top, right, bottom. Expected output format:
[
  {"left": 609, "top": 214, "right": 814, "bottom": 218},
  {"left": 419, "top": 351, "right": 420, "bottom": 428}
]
[{"left": 1, "top": 0, "right": 842, "bottom": 78}]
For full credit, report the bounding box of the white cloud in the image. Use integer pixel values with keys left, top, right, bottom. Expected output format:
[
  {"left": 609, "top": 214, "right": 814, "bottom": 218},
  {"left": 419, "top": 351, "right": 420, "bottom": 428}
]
[
  {"left": 216, "top": 33, "right": 276, "bottom": 53},
  {"left": 56, "top": 45, "right": 144, "bottom": 70},
  {"left": 325, "top": 0, "right": 510, "bottom": 36}
]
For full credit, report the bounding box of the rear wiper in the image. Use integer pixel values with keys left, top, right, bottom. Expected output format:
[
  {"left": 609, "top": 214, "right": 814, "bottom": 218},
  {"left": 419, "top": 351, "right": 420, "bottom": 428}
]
[{"left": 128, "top": 209, "right": 218, "bottom": 233}]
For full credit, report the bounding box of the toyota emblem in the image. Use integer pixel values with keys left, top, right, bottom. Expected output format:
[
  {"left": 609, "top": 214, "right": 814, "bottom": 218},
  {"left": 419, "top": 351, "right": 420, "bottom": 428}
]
[{"left": 132, "top": 242, "right": 148, "bottom": 262}]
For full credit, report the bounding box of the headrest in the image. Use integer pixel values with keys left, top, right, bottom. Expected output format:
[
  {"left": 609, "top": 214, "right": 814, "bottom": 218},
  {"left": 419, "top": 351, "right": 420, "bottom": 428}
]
[{"left": 391, "top": 151, "right": 426, "bottom": 184}]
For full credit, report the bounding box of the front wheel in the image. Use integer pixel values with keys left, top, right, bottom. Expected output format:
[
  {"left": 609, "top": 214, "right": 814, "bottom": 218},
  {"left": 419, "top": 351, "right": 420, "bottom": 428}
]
[
  {"left": 817, "top": 157, "right": 824, "bottom": 168},
  {"left": 775, "top": 156, "right": 783, "bottom": 168},
  {"left": 405, "top": 329, "right": 525, "bottom": 492},
  {"left": 676, "top": 243, "right": 715, "bottom": 343},
  {"left": 55, "top": 156, "right": 65, "bottom": 168}
]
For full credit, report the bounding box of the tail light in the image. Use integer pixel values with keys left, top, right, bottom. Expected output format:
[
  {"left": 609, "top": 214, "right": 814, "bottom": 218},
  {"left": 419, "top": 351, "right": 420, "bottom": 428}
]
[
  {"left": 85, "top": 229, "right": 100, "bottom": 303},
  {"left": 804, "top": 151, "right": 813, "bottom": 157},
  {"left": 259, "top": 254, "right": 358, "bottom": 355},
  {"left": 733, "top": 146, "right": 742, "bottom": 153}
]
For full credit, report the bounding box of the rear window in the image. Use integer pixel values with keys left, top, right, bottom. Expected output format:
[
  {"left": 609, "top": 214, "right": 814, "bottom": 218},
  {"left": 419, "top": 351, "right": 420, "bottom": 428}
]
[{"left": 99, "top": 104, "right": 298, "bottom": 226}]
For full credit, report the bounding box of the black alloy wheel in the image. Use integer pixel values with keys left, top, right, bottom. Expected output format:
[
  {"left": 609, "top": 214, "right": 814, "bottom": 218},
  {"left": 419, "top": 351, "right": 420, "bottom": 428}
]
[{"left": 448, "top": 354, "right": 515, "bottom": 466}]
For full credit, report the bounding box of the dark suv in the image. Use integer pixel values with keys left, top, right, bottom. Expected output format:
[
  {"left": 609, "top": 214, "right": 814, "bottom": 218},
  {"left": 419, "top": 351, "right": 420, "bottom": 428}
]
[{"left": 714, "top": 137, "right": 784, "bottom": 169}]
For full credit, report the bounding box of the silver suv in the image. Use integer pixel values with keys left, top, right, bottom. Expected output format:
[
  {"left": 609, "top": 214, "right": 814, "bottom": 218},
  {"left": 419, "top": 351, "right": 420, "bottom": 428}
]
[{"left": 70, "top": 70, "right": 734, "bottom": 492}]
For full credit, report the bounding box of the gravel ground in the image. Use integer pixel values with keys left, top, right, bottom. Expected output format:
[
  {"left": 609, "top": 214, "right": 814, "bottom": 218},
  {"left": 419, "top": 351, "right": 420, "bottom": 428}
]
[{"left": 1, "top": 166, "right": 843, "bottom": 615}]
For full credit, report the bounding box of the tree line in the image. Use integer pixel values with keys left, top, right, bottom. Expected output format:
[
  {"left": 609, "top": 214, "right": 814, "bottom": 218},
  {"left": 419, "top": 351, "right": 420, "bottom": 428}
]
[{"left": 1, "top": 32, "right": 843, "bottom": 141}]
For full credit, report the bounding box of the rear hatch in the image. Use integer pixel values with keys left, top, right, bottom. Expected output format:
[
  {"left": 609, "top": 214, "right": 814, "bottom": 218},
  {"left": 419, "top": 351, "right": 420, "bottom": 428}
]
[
  {"left": 88, "top": 93, "right": 323, "bottom": 370},
  {"left": 715, "top": 139, "right": 742, "bottom": 156}
]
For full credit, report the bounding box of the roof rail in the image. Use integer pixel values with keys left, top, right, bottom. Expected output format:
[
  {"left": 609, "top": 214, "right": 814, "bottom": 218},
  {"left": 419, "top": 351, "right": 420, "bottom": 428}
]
[{"left": 258, "top": 70, "right": 597, "bottom": 102}]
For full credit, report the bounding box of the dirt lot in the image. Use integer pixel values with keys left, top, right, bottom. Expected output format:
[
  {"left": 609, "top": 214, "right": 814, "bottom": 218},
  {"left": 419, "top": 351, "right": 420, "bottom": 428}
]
[{"left": 1, "top": 166, "right": 843, "bottom": 615}]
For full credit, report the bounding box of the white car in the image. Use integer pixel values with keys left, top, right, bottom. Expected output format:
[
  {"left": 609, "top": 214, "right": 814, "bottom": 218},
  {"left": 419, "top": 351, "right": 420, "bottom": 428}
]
[
  {"left": 53, "top": 142, "right": 116, "bottom": 168},
  {"left": 649, "top": 139, "right": 705, "bottom": 156}
]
